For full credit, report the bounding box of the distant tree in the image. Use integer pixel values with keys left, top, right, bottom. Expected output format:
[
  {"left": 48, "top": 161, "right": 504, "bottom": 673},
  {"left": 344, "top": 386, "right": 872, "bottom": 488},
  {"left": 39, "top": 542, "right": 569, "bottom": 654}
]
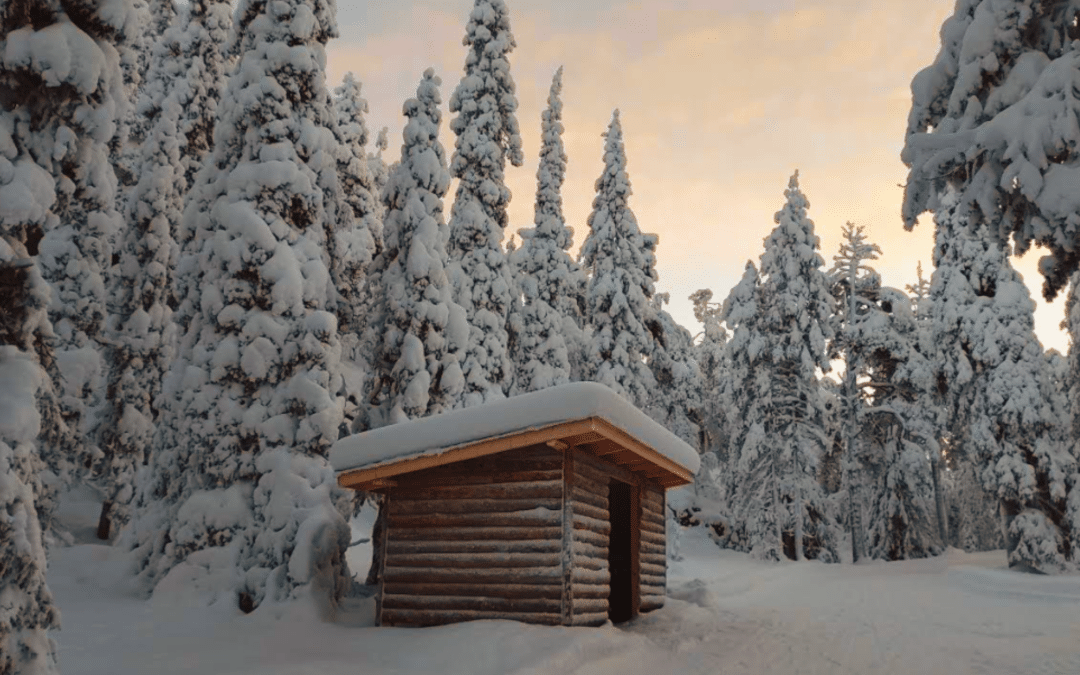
[
  {"left": 579, "top": 110, "right": 659, "bottom": 409},
  {"left": 130, "top": 0, "right": 356, "bottom": 610},
  {"left": 645, "top": 293, "right": 703, "bottom": 448},
  {"left": 365, "top": 69, "right": 468, "bottom": 426},
  {"left": 511, "top": 67, "right": 586, "bottom": 393},
  {"left": 689, "top": 288, "right": 728, "bottom": 458},
  {"left": 446, "top": 0, "right": 525, "bottom": 406}
]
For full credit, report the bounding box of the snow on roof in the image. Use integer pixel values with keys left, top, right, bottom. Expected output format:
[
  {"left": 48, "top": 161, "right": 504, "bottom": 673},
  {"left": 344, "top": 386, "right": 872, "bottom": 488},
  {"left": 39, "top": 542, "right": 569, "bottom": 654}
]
[{"left": 329, "top": 381, "right": 700, "bottom": 477}]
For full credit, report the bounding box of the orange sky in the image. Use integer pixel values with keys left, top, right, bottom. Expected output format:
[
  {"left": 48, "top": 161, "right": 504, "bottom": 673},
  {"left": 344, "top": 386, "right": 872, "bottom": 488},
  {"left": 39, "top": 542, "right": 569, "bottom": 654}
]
[{"left": 326, "top": 0, "right": 1071, "bottom": 354}]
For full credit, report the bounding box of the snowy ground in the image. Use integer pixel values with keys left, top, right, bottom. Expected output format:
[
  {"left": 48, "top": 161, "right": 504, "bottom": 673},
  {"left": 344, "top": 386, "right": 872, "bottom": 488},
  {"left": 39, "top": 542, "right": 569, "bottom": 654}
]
[{"left": 49, "top": 488, "right": 1080, "bottom": 675}]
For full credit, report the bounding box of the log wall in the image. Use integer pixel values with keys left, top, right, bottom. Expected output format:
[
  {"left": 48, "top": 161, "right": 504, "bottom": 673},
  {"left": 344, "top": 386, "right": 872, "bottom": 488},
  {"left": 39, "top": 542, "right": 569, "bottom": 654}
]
[
  {"left": 639, "top": 481, "right": 666, "bottom": 613},
  {"left": 379, "top": 446, "right": 566, "bottom": 627}
]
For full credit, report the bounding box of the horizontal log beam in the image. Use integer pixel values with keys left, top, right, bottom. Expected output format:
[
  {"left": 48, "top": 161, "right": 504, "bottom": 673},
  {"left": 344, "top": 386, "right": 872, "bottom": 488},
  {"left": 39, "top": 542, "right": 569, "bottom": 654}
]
[
  {"left": 384, "top": 566, "right": 563, "bottom": 585},
  {"left": 389, "top": 525, "right": 562, "bottom": 542},
  {"left": 388, "top": 552, "right": 562, "bottom": 569},
  {"left": 571, "top": 612, "right": 609, "bottom": 627},
  {"left": 382, "top": 594, "right": 562, "bottom": 614},
  {"left": 384, "top": 582, "right": 563, "bottom": 600},
  {"left": 389, "top": 497, "right": 562, "bottom": 516},
  {"left": 387, "top": 539, "right": 561, "bottom": 555},
  {"left": 393, "top": 480, "right": 563, "bottom": 501},
  {"left": 395, "top": 470, "right": 563, "bottom": 490},
  {"left": 382, "top": 608, "right": 562, "bottom": 627},
  {"left": 388, "top": 509, "right": 562, "bottom": 529}
]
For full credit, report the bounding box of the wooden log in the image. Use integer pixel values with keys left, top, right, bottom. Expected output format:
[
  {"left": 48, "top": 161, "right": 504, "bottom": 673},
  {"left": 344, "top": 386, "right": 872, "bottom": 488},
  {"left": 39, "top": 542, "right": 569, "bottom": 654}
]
[
  {"left": 381, "top": 608, "right": 562, "bottom": 627},
  {"left": 572, "top": 514, "right": 611, "bottom": 535},
  {"left": 640, "top": 561, "right": 666, "bottom": 577},
  {"left": 640, "top": 540, "right": 665, "bottom": 555},
  {"left": 573, "top": 569, "right": 611, "bottom": 585},
  {"left": 387, "top": 539, "right": 562, "bottom": 555},
  {"left": 641, "top": 518, "right": 665, "bottom": 536},
  {"left": 571, "top": 470, "right": 609, "bottom": 496},
  {"left": 569, "top": 485, "right": 607, "bottom": 511},
  {"left": 641, "top": 577, "right": 666, "bottom": 590},
  {"left": 561, "top": 447, "right": 575, "bottom": 626},
  {"left": 384, "top": 566, "right": 563, "bottom": 585},
  {"left": 382, "top": 594, "right": 562, "bottom": 614},
  {"left": 573, "top": 527, "right": 608, "bottom": 548},
  {"left": 393, "top": 481, "right": 563, "bottom": 501},
  {"left": 572, "top": 554, "right": 608, "bottom": 571},
  {"left": 388, "top": 551, "right": 562, "bottom": 569},
  {"left": 640, "top": 597, "right": 664, "bottom": 612},
  {"left": 388, "top": 497, "right": 562, "bottom": 516},
  {"left": 389, "top": 525, "right": 562, "bottom": 542},
  {"left": 396, "top": 469, "right": 562, "bottom": 490},
  {"left": 630, "top": 481, "right": 641, "bottom": 619},
  {"left": 641, "top": 488, "right": 664, "bottom": 508},
  {"left": 640, "top": 529, "right": 665, "bottom": 546},
  {"left": 569, "top": 583, "right": 610, "bottom": 599},
  {"left": 571, "top": 612, "right": 609, "bottom": 627},
  {"left": 571, "top": 598, "right": 609, "bottom": 614},
  {"left": 388, "top": 509, "right": 562, "bottom": 529},
  {"left": 571, "top": 499, "right": 609, "bottom": 523},
  {"left": 571, "top": 541, "right": 608, "bottom": 560},
  {"left": 384, "top": 582, "right": 563, "bottom": 600},
  {"left": 640, "top": 509, "right": 665, "bottom": 527}
]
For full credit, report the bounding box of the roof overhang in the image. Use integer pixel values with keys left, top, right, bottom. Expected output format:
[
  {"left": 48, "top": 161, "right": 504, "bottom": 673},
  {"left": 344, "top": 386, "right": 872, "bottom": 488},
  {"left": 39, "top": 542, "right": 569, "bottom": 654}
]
[{"left": 337, "top": 416, "right": 694, "bottom": 492}]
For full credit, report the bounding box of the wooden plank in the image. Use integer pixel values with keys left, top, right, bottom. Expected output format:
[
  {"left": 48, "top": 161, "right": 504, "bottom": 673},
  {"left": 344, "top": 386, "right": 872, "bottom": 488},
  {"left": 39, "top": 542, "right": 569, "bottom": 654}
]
[
  {"left": 382, "top": 594, "right": 562, "bottom": 613},
  {"left": 338, "top": 421, "right": 596, "bottom": 489},
  {"left": 392, "top": 481, "right": 563, "bottom": 501},
  {"left": 388, "top": 497, "right": 562, "bottom": 516},
  {"left": 384, "top": 582, "right": 563, "bottom": 600},
  {"left": 393, "top": 469, "right": 563, "bottom": 490},
  {"left": 388, "top": 509, "right": 562, "bottom": 529},
  {"left": 640, "top": 597, "right": 664, "bottom": 612},
  {"left": 590, "top": 417, "right": 695, "bottom": 486},
  {"left": 384, "top": 566, "right": 563, "bottom": 585},
  {"left": 561, "top": 447, "right": 575, "bottom": 626},
  {"left": 569, "top": 485, "right": 607, "bottom": 511},
  {"left": 402, "top": 456, "right": 564, "bottom": 481},
  {"left": 389, "top": 526, "right": 562, "bottom": 541},
  {"left": 381, "top": 608, "right": 563, "bottom": 627},
  {"left": 630, "top": 482, "right": 641, "bottom": 619},
  {"left": 388, "top": 552, "right": 562, "bottom": 569}
]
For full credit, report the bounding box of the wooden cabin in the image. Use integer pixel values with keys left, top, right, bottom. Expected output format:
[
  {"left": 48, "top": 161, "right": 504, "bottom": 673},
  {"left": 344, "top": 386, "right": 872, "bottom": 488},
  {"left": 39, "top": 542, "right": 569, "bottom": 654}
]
[{"left": 330, "top": 382, "right": 699, "bottom": 627}]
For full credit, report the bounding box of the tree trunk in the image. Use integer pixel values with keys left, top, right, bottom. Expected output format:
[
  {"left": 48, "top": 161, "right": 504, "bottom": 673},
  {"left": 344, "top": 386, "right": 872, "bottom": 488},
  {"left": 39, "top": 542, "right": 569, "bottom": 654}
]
[
  {"left": 930, "top": 454, "right": 949, "bottom": 548},
  {"left": 96, "top": 499, "right": 113, "bottom": 541},
  {"left": 365, "top": 495, "right": 387, "bottom": 586}
]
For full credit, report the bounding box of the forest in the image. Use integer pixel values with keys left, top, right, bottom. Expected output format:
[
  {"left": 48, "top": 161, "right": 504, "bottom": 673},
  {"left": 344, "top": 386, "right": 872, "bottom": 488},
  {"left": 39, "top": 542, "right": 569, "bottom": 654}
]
[{"left": 3, "top": 0, "right": 1080, "bottom": 673}]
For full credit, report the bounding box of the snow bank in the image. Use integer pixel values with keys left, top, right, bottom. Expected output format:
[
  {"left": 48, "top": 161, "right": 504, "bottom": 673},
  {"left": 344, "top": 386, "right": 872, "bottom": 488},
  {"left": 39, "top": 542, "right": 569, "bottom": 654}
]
[{"left": 330, "top": 381, "right": 700, "bottom": 476}]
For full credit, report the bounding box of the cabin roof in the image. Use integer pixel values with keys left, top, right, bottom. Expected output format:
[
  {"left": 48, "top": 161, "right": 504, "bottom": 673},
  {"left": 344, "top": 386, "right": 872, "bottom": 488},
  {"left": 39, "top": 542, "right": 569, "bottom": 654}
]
[{"left": 330, "top": 382, "right": 700, "bottom": 491}]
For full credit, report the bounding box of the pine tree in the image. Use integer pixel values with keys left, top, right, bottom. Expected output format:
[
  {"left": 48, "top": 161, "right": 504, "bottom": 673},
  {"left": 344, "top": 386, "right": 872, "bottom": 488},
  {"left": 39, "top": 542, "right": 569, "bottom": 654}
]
[
  {"left": 365, "top": 69, "right": 468, "bottom": 426},
  {"left": 579, "top": 110, "right": 659, "bottom": 408},
  {"left": 511, "top": 67, "right": 586, "bottom": 393},
  {"left": 446, "top": 0, "right": 524, "bottom": 406},
  {"left": 646, "top": 293, "right": 703, "bottom": 447},
  {"left": 1067, "top": 271, "right": 1080, "bottom": 564},
  {"left": 690, "top": 289, "right": 728, "bottom": 459},
  {"left": 903, "top": 1, "right": 1080, "bottom": 299},
  {"left": 131, "top": 0, "right": 355, "bottom": 609}
]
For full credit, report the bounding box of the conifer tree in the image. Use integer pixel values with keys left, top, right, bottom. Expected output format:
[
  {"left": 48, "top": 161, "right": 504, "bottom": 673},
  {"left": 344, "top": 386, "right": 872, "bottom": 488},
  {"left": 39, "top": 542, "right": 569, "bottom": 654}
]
[
  {"left": 580, "top": 110, "right": 659, "bottom": 408},
  {"left": 903, "top": 1, "right": 1080, "bottom": 300},
  {"left": 131, "top": 0, "right": 355, "bottom": 609},
  {"left": 446, "top": 0, "right": 524, "bottom": 406},
  {"left": 511, "top": 67, "right": 586, "bottom": 392},
  {"left": 728, "top": 173, "right": 837, "bottom": 561},
  {"left": 646, "top": 293, "right": 703, "bottom": 447},
  {"left": 366, "top": 69, "right": 468, "bottom": 426},
  {"left": 690, "top": 288, "right": 729, "bottom": 459}
]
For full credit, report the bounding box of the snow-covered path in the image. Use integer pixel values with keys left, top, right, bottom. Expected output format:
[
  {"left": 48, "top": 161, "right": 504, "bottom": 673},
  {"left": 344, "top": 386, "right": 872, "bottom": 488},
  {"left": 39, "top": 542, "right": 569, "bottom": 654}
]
[{"left": 48, "top": 510, "right": 1080, "bottom": 675}]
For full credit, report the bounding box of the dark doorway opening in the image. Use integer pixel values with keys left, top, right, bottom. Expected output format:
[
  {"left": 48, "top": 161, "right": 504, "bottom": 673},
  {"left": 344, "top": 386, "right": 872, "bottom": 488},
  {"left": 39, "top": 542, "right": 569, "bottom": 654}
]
[{"left": 608, "top": 480, "right": 633, "bottom": 623}]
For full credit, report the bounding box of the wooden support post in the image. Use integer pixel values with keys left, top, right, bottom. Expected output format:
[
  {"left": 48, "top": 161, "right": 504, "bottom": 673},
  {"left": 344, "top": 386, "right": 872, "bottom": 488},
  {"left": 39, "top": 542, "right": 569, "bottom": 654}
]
[
  {"left": 561, "top": 448, "right": 575, "bottom": 625},
  {"left": 630, "top": 478, "right": 641, "bottom": 619},
  {"left": 374, "top": 494, "right": 390, "bottom": 626}
]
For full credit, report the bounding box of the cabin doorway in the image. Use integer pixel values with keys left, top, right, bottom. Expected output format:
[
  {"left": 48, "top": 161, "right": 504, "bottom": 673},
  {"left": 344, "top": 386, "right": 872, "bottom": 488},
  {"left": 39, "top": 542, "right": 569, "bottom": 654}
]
[{"left": 607, "top": 480, "right": 634, "bottom": 623}]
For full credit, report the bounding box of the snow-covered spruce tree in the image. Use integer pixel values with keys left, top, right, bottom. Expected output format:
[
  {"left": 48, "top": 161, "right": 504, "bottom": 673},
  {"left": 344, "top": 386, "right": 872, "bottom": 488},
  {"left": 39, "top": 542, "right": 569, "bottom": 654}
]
[
  {"left": 446, "top": 0, "right": 525, "bottom": 406},
  {"left": 645, "top": 293, "right": 703, "bottom": 448},
  {"left": 827, "top": 221, "right": 882, "bottom": 562},
  {"left": 368, "top": 126, "right": 391, "bottom": 199},
  {"left": 931, "top": 187, "right": 1074, "bottom": 570},
  {"left": 579, "top": 110, "right": 659, "bottom": 408},
  {"left": 732, "top": 172, "right": 837, "bottom": 562},
  {"left": 903, "top": 0, "right": 1080, "bottom": 301},
  {"left": 1067, "top": 272, "right": 1080, "bottom": 563},
  {"left": 112, "top": 0, "right": 152, "bottom": 209},
  {"left": 22, "top": 0, "right": 138, "bottom": 492},
  {"left": 95, "top": 0, "right": 234, "bottom": 541},
  {"left": 718, "top": 260, "right": 770, "bottom": 555},
  {"left": 130, "top": 0, "right": 356, "bottom": 610},
  {"left": 332, "top": 72, "right": 380, "bottom": 336},
  {"left": 365, "top": 69, "right": 468, "bottom": 427},
  {"left": 690, "top": 288, "right": 729, "bottom": 459},
  {"left": 0, "top": 39, "right": 65, "bottom": 664},
  {"left": 511, "top": 67, "right": 587, "bottom": 392}
]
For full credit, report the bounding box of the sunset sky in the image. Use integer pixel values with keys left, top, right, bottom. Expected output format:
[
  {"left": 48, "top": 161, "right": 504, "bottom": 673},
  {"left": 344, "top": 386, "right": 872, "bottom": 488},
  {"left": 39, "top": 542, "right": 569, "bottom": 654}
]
[{"left": 325, "top": 0, "right": 1071, "bottom": 354}]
